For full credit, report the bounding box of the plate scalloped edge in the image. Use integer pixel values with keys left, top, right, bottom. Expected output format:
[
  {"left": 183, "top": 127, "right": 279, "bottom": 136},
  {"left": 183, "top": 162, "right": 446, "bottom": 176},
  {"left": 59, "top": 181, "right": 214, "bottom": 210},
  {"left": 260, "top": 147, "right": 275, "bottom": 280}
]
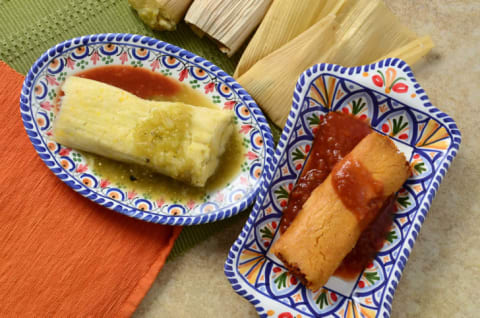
[
  {"left": 224, "top": 58, "right": 461, "bottom": 318},
  {"left": 19, "top": 33, "right": 275, "bottom": 226}
]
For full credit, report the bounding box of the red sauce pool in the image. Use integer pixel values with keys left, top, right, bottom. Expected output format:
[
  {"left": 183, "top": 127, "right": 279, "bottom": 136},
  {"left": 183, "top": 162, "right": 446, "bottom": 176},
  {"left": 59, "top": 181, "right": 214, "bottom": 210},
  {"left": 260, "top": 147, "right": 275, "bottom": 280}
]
[
  {"left": 335, "top": 195, "right": 396, "bottom": 278},
  {"left": 279, "top": 112, "right": 397, "bottom": 278},
  {"left": 76, "top": 65, "right": 181, "bottom": 99}
]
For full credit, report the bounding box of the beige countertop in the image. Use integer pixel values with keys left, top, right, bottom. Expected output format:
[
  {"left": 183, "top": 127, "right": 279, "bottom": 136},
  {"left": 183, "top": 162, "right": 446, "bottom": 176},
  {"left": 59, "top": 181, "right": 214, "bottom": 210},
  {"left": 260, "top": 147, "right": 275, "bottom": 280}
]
[{"left": 134, "top": 1, "right": 480, "bottom": 317}]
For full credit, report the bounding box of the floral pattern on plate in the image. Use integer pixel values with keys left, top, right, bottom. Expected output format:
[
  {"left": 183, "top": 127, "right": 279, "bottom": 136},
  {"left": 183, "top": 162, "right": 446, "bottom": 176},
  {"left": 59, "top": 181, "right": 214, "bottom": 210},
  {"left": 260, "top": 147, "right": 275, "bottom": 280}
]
[
  {"left": 225, "top": 60, "right": 461, "bottom": 317},
  {"left": 21, "top": 33, "right": 274, "bottom": 225}
]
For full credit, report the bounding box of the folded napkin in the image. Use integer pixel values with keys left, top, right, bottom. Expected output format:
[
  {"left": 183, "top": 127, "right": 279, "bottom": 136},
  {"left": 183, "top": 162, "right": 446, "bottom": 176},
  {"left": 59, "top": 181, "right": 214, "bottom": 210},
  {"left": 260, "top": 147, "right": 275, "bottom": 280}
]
[{"left": 0, "top": 61, "right": 181, "bottom": 316}]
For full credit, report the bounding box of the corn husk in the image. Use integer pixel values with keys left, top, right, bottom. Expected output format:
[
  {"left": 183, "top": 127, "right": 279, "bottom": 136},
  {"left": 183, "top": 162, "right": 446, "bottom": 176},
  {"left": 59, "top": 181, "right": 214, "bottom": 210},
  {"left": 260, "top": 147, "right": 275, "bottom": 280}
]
[
  {"left": 375, "top": 35, "right": 434, "bottom": 66},
  {"left": 128, "top": 0, "right": 192, "bottom": 31},
  {"left": 237, "top": 15, "right": 338, "bottom": 126},
  {"left": 233, "top": 0, "right": 345, "bottom": 77},
  {"left": 237, "top": 0, "right": 434, "bottom": 127},
  {"left": 185, "top": 0, "right": 272, "bottom": 56}
]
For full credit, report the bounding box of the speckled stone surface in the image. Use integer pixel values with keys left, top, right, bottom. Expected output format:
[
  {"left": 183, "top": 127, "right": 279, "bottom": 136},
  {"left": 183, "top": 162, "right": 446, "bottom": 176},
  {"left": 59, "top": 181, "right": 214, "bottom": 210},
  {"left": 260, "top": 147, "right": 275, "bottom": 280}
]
[{"left": 135, "top": 1, "right": 480, "bottom": 317}]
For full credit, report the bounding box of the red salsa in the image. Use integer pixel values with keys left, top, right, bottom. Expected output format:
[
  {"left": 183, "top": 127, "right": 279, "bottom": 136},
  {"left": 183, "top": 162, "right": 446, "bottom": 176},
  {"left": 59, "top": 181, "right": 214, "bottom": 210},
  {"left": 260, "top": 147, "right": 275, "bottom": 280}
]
[
  {"left": 279, "top": 112, "right": 397, "bottom": 278},
  {"left": 279, "top": 112, "right": 371, "bottom": 233},
  {"left": 76, "top": 65, "right": 181, "bottom": 99},
  {"left": 331, "top": 157, "right": 384, "bottom": 229}
]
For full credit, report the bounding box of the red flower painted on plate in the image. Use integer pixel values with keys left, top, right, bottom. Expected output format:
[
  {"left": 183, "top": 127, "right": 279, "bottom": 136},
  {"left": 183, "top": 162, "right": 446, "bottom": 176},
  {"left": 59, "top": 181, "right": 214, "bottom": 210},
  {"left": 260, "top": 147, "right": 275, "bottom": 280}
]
[
  {"left": 46, "top": 130, "right": 53, "bottom": 136},
  {"left": 156, "top": 199, "right": 165, "bottom": 207},
  {"left": 372, "top": 75, "right": 383, "bottom": 87},
  {"left": 271, "top": 221, "right": 277, "bottom": 229},
  {"left": 280, "top": 200, "right": 287, "bottom": 207},
  {"left": 399, "top": 133, "right": 409, "bottom": 140},
  {"left": 66, "top": 57, "right": 75, "bottom": 70},
  {"left": 279, "top": 313, "right": 294, "bottom": 318},
  {"left": 186, "top": 200, "right": 196, "bottom": 210},
  {"left": 223, "top": 100, "right": 235, "bottom": 110},
  {"left": 204, "top": 82, "right": 214, "bottom": 94},
  {"left": 127, "top": 191, "right": 137, "bottom": 200},
  {"left": 245, "top": 151, "right": 258, "bottom": 160},
  {"left": 40, "top": 101, "right": 53, "bottom": 111},
  {"left": 330, "top": 292, "right": 338, "bottom": 301},
  {"left": 358, "top": 281, "right": 365, "bottom": 288},
  {"left": 215, "top": 192, "right": 225, "bottom": 202},
  {"left": 100, "top": 179, "right": 110, "bottom": 188},
  {"left": 150, "top": 59, "right": 160, "bottom": 72},
  {"left": 46, "top": 75, "right": 59, "bottom": 86},
  {"left": 76, "top": 164, "right": 88, "bottom": 173},
  {"left": 239, "top": 124, "right": 252, "bottom": 134},
  {"left": 179, "top": 68, "right": 189, "bottom": 82},
  {"left": 239, "top": 176, "right": 248, "bottom": 185},
  {"left": 392, "top": 82, "right": 408, "bottom": 93},
  {"left": 90, "top": 51, "right": 100, "bottom": 65},
  {"left": 59, "top": 148, "right": 72, "bottom": 156},
  {"left": 382, "top": 124, "right": 390, "bottom": 133},
  {"left": 273, "top": 267, "right": 282, "bottom": 273},
  {"left": 290, "top": 276, "right": 297, "bottom": 285},
  {"left": 119, "top": 51, "right": 128, "bottom": 64}
]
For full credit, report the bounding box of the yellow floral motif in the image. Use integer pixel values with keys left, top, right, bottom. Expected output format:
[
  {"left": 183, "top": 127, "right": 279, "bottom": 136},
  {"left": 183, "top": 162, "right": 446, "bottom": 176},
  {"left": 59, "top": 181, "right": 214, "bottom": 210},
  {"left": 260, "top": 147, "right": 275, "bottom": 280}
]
[
  {"left": 416, "top": 120, "right": 450, "bottom": 150},
  {"left": 345, "top": 300, "right": 377, "bottom": 318},
  {"left": 311, "top": 76, "right": 337, "bottom": 109},
  {"left": 238, "top": 250, "right": 265, "bottom": 285}
]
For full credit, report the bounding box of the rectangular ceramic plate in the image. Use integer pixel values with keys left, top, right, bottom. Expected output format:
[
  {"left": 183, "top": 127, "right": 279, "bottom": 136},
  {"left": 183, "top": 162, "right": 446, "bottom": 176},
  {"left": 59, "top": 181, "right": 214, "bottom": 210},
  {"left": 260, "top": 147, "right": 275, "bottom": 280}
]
[{"left": 225, "top": 59, "right": 461, "bottom": 318}]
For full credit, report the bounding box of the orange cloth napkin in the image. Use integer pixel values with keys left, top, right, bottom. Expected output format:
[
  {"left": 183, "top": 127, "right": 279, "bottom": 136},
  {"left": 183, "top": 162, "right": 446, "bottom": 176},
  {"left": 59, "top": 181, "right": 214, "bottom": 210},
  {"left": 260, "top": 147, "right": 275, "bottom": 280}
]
[{"left": 0, "top": 61, "right": 182, "bottom": 317}]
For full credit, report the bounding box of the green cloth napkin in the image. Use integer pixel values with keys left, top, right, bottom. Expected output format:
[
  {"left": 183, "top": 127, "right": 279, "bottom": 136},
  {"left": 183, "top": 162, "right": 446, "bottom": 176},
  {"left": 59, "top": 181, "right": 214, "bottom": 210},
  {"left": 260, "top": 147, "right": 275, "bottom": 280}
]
[{"left": 0, "top": 0, "right": 281, "bottom": 259}]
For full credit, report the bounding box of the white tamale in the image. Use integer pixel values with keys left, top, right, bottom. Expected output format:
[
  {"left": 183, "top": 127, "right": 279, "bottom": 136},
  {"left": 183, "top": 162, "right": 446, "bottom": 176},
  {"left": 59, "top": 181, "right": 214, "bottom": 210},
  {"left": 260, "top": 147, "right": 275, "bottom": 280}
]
[{"left": 53, "top": 76, "right": 233, "bottom": 187}]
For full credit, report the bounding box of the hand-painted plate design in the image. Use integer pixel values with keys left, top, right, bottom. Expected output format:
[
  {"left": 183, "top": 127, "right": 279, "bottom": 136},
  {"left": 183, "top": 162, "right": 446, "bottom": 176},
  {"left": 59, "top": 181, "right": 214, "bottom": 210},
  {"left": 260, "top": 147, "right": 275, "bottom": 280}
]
[
  {"left": 20, "top": 33, "right": 274, "bottom": 225},
  {"left": 225, "top": 60, "right": 461, "bottom": 317}
]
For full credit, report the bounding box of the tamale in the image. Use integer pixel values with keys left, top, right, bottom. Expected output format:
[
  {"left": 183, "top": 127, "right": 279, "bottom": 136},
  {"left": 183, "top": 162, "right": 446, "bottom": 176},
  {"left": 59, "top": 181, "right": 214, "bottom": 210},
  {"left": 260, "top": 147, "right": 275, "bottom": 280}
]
[
  {"left": 272, "top": 133, "right": 409, "bottom": 291},
  {"left": 237, "top": 0, "right": 434, "bottom": 127},
  {"left": 184, "top": 0, "right": 271, "bottom": 56},
  {"left": 53, "top": 77, "right": 233, "bottom": 187},
  {"left": 234, "top": 0, "right": 345, "bottom": 77},
  {"left": 128, "top": 0, "right": 192, "bottom": 31},
  {"left": 236, "top": 15, "right": 338, "bottom": 127}
]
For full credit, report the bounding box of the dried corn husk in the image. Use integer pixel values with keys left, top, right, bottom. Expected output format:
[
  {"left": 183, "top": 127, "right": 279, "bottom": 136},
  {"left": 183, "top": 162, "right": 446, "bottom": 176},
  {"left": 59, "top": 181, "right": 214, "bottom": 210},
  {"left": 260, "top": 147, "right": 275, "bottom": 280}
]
[
  {"left": 234, "top": 0, "right": 345, "bottom": 77},
  {"left": 185, "top": 0, "right": 272, "bottom": 57},
  {"left": 128, "top": 0, "right": 192, "bottom": 31},
  {"left": 237, "top": 15, "right": 338, "bottom": 126},
  {"left": 237, "top": 0, "right": 434, "bottom": 127},
  {"left": 375, "top": 35, "right": 434, "bottom": 66}
]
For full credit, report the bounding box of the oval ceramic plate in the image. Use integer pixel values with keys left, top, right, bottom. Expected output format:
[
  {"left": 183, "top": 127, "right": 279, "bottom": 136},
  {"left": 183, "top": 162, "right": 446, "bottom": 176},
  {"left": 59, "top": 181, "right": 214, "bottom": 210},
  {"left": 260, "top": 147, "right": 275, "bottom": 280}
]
[
  {"left": 20, "top": 33, "right": 274, "bottom": 225},
  {"left": 225, "top": 60, "right": 461, "bottom": 317}
]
